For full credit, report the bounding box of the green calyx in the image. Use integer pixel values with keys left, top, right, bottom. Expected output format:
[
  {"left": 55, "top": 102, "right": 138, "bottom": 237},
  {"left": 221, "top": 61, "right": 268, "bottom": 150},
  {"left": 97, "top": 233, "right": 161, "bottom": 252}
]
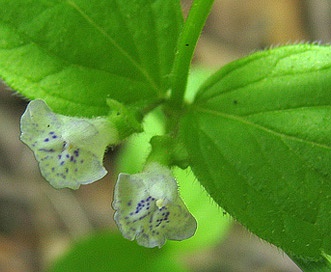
[
  {"left": 146, "top": 135, "right": 189, "bottom": 169},
  {"left": 106, "top": 99, "right": 143, "bottom": 140}
]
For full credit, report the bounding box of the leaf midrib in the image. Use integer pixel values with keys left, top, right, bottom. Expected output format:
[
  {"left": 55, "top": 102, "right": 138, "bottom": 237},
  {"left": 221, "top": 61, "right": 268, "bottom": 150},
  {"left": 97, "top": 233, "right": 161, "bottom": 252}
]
[
  {"left": 0, "top": 1, "right": 161, "bottom": 93},
  {"left": 66, "top": 0, "right": 159, "bottom": 92},
  {"left": 194, "top": 106, "right": 331, "bottom": 151}
]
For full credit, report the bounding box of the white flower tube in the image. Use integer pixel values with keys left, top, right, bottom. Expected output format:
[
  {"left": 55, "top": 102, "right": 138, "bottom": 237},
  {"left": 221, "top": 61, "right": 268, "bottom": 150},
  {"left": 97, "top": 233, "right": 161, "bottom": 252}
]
[{"left": 112, "top": 162, "right": 197, "bottom": 248}]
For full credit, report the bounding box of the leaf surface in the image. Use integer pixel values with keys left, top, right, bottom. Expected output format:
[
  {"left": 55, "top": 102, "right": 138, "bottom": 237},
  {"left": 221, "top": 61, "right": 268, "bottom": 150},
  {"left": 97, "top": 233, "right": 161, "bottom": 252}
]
[
  {"left": 181, "top": 44, "right": 331, "bottom": 259},
  {"left": 0, "top": 0, "right": 183, "bottom": 116}
]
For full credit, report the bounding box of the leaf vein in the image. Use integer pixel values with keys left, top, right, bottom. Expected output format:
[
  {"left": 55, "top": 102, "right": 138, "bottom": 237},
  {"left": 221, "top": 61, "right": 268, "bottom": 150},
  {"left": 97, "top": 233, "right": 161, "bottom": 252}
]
[
  {"left": 195, "top": 107, "right": 331, "bottom": 151},
  {"left": 196, "top": 57, "right": 331, "bottom": 104},
  {"left": 66, "top": 0, "right": 159, "bottom": 91},
  {"left": 242, "top": 105, "right": 331, "bottom": 117}
]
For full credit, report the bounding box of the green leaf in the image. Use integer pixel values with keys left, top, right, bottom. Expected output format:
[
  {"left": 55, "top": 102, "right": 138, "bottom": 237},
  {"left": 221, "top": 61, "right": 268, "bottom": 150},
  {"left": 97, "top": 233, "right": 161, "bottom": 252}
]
[
  {"left": 180, "top": 44, "right": 331, "bottom": 260},
  {"left": 0, "top": 0, "right": 183, "bottom": 117},
  {"left": 47, "top": 232, "right": 189, "bottom": 272}
]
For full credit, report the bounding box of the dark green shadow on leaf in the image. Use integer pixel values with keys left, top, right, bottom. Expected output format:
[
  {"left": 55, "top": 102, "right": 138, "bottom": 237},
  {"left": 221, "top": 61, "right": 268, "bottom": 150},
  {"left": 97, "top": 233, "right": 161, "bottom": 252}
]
[{"left": 291, "top": 254, "right": 331, "bottom": 272}]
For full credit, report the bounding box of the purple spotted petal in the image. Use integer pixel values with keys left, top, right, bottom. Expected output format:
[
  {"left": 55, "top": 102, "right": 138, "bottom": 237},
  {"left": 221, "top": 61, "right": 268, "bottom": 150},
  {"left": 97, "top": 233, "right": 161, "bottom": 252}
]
[
  {"left": 112, "top": 164, "right": 197, "bottom": 248},
  {"left": 20, "top": 100, "right": 107, "bottom": 189}
]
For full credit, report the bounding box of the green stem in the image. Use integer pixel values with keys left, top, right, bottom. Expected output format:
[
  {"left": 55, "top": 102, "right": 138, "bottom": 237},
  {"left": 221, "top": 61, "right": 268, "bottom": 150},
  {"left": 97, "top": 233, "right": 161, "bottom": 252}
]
[{"left": 169, "top": 0, "right": 215, "bottom": 108}]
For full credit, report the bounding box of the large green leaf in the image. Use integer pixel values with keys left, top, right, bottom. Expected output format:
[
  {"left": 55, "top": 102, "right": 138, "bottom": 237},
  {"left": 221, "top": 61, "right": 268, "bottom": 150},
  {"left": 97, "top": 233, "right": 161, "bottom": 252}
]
[
  {"left": 181, "top": 44, "right": 331, "bottom": 259},
  {"left": 0, "top": 0, "right": 183, "bottom": 117}
]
